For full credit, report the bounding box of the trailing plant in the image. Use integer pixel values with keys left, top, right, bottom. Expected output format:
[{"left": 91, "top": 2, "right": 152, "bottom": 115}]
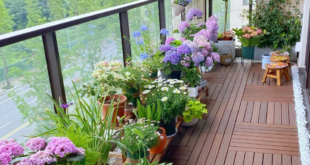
[
  {"left": 244, "top": 0, "right": 302, "bottom": 51},
  {"left": 183, "top": 100, "right": 208, "bottom": 123},
  {"left": 182, "top": 68, "right": 202, "bottom": 87},
  {"left": 134, "top": 100, "right": 162, "bottom": 124}
]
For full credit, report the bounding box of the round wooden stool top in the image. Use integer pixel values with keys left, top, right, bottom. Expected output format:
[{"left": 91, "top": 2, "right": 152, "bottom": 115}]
[
  {"left": 270, "top": 54, "right": 289, "bottom": 63},
  {"left": 265, "top": 62, "right": 288, "bottom": 69}
]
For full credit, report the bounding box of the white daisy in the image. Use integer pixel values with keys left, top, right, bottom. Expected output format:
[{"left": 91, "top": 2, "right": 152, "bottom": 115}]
[
  {"left": 142, "top": 90, "right": 150, "bottom": 94},
  {"left": 161, "top": 87, "right": 169, "bottom": 91},
  {"left": 173, "top": 89, "right": 181, "bottom": 94},
  {"left": 177, "top": 80, "right": 184, "bottom": 83},
  {"left": 148, "top": 85, "right": 155, "bottom": 89},
  {"left": 143, "top": 85, "right": 149, "bottom": 88},
  {"left": 180, "top": 86, "right": 187, "bottom": 90},
  {"left": 161, "top": 97, "right": 168, "bottom": 102}
]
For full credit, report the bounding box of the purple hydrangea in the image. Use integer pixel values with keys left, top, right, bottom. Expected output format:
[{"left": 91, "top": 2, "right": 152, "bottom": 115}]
[
  {"left": 193, "top": 34, "right": 209, "bottom": 47},
  {"left": 191, "top": 52, "right": 205, "bottom": 66},
  {"left": 183, "top": 40, "right": 199, "bottom": 53},
  {"left": 211, "top": 52, "right": 220, "bottom": 62},
  {"left": 140, "top": 53, "right": 149, "bottom": 60},
  {"left": 0, "top": 140, "right": 24, "bottom": 157},
  {"left": 178, "top": 21, "right": 190, "bottom": 33},
  {"left": 181, "top": 56, "right": 191, "bottom": 67},
  {"left": 133, "top": 31, "right": 141, "bottom": 38},
  {"left": 179, "top": 37, "right": 186, "bottom": 42},
  {"left": 76, "top": 148, "right": 85, "bottom": 155},
  {"left": 205, "top": 56, "right": 214, "bottom": 67},
  {"left": 136, "top": 39, "right": 144, "bottom": 45},
  {"left": 201, "top": 48, "right": 209, "bottom": 56},
  {"left": 186, "top": 8, "right": 203, "bottom": 20},
  {"left": 177, "top": 44, "right": 191, "bottom": 55},
  {"left": 45, "top": 137, "right": 77, "bottom": 158},
  {"left": 0, "top": 139, "right": 16, "bottom": 146},
  {"left": 163, "top": 50, "right": 181, "bottom": 65},
  {"left": 29, "top": 151, "right": 56, "bottom": 165},
  {"left": 160, "top": 45, "right": 174, "bottom": 52},
  {"left": 0, "top": 153, "right": 12, "bottom": 165},
  {"left": 140, "top": 25, "right": 148, "bottom": 31},
  {"left": 197, "top": 23, "right": 205, "bottom": 27},
  {"left": 160, "top": 28, "right": 169, "bottom": 36},
  {"left": 165, "top": 37, "right": 175, "bottom": 45},
  {"left": 26, "top": 137, "right": 46, "bottom": 152},
  {"left": 206, "top": 15, "right": 219, "bottom": 41},
  {"left": 17, "top": 158, "right": 33, "bottom": 165}
]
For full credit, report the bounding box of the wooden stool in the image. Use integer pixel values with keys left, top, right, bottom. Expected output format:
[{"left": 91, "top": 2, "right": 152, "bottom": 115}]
[{"left": 262, "top": 62, "right": 290, "bottom": 86}]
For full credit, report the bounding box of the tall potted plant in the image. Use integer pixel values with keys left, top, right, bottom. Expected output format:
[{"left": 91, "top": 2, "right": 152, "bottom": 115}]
[{"left": 233, "top": 26, "right": 265, "bottom": 59}]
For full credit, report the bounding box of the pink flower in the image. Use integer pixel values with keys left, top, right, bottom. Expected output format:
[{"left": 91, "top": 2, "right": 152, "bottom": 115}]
[
  {"left": 257, "top": 29, "right": 262, "bottom": 34},
  {"left": 0, "top": 153, "right": 12, "bottom": 165},
  {"left": 179, "top": 37, "right": 186, "bottom": 42},
  {"left": 165, "top": 37, "right": 175, "bottom": 45},
  {"left": 29, "top": 151, "right": 56, "bottom": 165},
  {"left": 193, "top": 34, "right": 209, "bottom": 47},
  {"left": 178, "top": 21, "right": 190, "bottom": 33},
  {"left": 211, "top": 52, "right": 220, "bottom": 62},
  {"left": 242, "top": 34, "right": 251, "bottom": 39},
  {"left": 251, "top": 32, "right": 258, "bottom": 37},
  {"left": 17, "top": 158, "right": 33, "bottom": 165},
  {"left": 205, "top": 57, "right": 213, "bottom": 67},
  {"left": 26, "top": 138, "right": 46, "bottom": 152}
]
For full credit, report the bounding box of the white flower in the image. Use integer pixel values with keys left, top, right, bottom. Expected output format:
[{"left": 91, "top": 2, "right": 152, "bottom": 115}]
[
  {"left": 158, "top": 83, "right": 163, "bottom": 87},
  {"left": 180, "top": 86, "right": 187, "bottom": 90},
  {"left": 156, "top": 132, "right": 161, "bottom": 136},
  {"left": 125, "top": 72, "right": 131, "bottom": 77},
  {"left": 173, "top": 89, "right": 181, "bottom": 94},
  {"left": 142, "top": 90, "right": 150, "bottom": 94},
  {"left": 148, "top": 85, "right": 155, "bottom": 89},
  {"left": 147, "top": 148, "right": 150, "bottom": 151},
  {"left": 161, "top": 97, "right": 168, "bottom": 102},
  {"left": 169, "top": 85, "right": 173, "bottom": 87},
  {"left": 184, "top": 92, "right": 187, "bottom": 95},
  {"left": 170, "top": 81, "right": 175, "bottom": 85},
  {"left": 144, "top": 85, "right": 149, "bottom": 88},
  {"left": 136, "top": 136, "right": 139, "bottom": 139},
  {"left": 161, "top": 87, "right": 169, "bottom": 91},
  {"left": 185, "top": 107, "right": 189, "bottom": 111},
  {"left": 160, "top": 136, "right": 164, "bottom": 140},
  {"left": 177, "top": 80, "right": 184, "bottom": 83}
]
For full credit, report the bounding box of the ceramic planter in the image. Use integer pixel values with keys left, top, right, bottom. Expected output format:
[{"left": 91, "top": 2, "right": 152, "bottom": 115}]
[
  {"left": 242, "top": 46, "right": 255, "bottom": 59},
  {"left": 99, "top": 94, "right": 127, "bottom": 124},
  {"left": 182, "top": 118, "right": 199, "bottom": 127},
  {"left": 125, "top": 87, "right": 140, "bottom": 107},
  {"left": 187, "top": 86, "right": 199, "bottom": 98},
  {"left": 150, "top": 127, "right": 167, "bottom": 154},
  {"left": 160, "top": 71, "right": 181, "bottom": 80},
  {"left": 172, "top": 3, "right": 185, "bottom": 16},
  {"left": 160, "top": 118, "right": 177, "bottom": 138}
]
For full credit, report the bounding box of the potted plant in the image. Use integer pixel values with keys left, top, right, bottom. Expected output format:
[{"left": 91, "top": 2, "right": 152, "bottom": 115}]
[
  {"left": 182, "top": 67, "right": 202, "bottom": 98},
  {"left": 120, "top": 121, "right": 159, "bottom": 164},
  {"left": 125, "top": 158, "right": 172, "bottom": 165},
  {"left": 173, "top": 0, "right": 192, "bottom": 16},
  {"left": 182, "top": 100, "right": 208, "bottom": 126},
  {"left": 233, "top": 26, "right": 265, "bottom": 59},
  {"left": 134, "top": 101, "right": 167, "bottom": 154}
]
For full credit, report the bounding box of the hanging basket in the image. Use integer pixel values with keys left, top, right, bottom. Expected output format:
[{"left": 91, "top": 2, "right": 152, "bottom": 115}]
[
  {"left": 172, "top": 3, "right": 185, "bottom": 16},
  {"left": 220, "top": 45, "right": 233, "bottom": 66}
]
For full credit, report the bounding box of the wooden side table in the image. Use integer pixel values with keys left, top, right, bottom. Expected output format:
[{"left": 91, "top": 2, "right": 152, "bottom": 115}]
[{"left": 262, "top": 63, "right": 290, "bottom": 86}]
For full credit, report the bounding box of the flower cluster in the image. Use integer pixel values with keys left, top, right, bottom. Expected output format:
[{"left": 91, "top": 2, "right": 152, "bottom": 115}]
[
  {"left": 0, "top": 139, "right": 24, "bottom": 164},
  {"left": 233, "top": 26, "right": 265, "bottom": 47},
  {"left": 186, "top": 8, "right": 203, "bottom": 20},
  {"left": 205, "top": 15, "right": 219, "bottom": 41},
  {"left": 45, "top": 137, "right": 79, "bottom": 158},
  {"left": 241, "top": 26, "right": 263, "bottom": 39},
  {"left": 163, "top": 50, "right": 181, "bottom": 65},
  {"left": 160, "top": 28, "right": 169, "bottom": 36},
  {"left": 27, "top": 151, "right": 56, "bottom": 165},
  {"left": 178, "top": 21, "right": 190, "bottom": 33},
  {"left": 26, "top": 137, "right": 46, "bottom": 152},
  {"left": 174, "top": 0, "right": 192, "bottom": 6}
]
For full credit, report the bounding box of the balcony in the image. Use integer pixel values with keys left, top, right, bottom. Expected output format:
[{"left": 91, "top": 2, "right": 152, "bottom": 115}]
[{"left": 0, "top": 0, "right": 308, "bottom": 165}]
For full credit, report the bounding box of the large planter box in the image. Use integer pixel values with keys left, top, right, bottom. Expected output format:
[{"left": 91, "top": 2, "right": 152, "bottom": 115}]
[
  {"left": 214, "top": 40, "right": 236, "bottom": 60},
  {"left": 254, "top": 46, "right": 297, "bottom": 61}
]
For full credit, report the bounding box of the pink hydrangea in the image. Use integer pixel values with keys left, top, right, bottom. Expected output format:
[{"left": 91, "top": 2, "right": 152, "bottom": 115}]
[
  {"left": 26, "top": 137, "right": 46, "bottom": 152},
  {"left": 45, "top": 137, "right": 78, "bottom": 158},
  {"left": 178, "top": 21, "right": 190, "bottom": 33},
  {"left": 0, "top": 153, "right": 12, "bottom": 165},
  {"left": 205, "top": 56, "right": 214, "bottom": 67},
  {"left": 76, "top": 148, "right": 85, "bottom": 155},
  {"left": 16, "top": 158, "right": 33, "bottom": 165},
  {"left": 29, "top": 151, "right": 56, "bottom": 165},
  {"left": 0, "top": 140, "right": 24, "bottom": 157},
  {"left": 193, "top": 34, "right": 209, "bottom": 47},
  {"left": 257, "top": 29, "right": 262, "bottom": 34},
  {"left": 165, "top": 37, "right": 175, "bottom": 45},
  {"left": 0, "top": 139, "right": 16, "bottom": 146},
  {"left": 179, "top": 37, "right": 186, "bottom": 42}
]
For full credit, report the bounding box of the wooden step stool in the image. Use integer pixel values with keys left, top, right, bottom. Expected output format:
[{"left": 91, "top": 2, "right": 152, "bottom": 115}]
[{"left": 262, "top": 62, "right": 290, "bottom": 86}]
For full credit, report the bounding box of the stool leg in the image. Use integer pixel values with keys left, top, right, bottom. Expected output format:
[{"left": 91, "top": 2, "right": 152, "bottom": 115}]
[
  {"left": 276, "top": 70, "right": 281, "bottom": 86},
  {"left": 284, "top": 68, "right": 290, "bottom": 81},
  {"left": 262, "top": 69, "right": 269, "bottom": 83}
]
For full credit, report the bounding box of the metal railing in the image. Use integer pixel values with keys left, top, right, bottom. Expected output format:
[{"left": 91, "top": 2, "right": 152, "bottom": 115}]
[{"left": 0, "top": 0, "right": 166, "bottom": 108}]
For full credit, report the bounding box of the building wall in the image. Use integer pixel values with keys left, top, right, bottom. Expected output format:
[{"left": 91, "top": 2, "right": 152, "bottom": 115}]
[{"left": 299, "top": 0, "right": 310, "bottom": 68}]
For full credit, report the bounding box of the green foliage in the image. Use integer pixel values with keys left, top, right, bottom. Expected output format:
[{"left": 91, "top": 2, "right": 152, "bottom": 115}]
[
  {"left": 121, "top": 61, "right": 150, "bottom": 89},
  {"left": 183, "top": 100, "right": 208, "bottom": 123},
  {"left": 181, "top": 68, "right": 201, "bottom": 87},
  {"left": 135, "top": 100, "right": 161, "bottom": 124},
  {"left": 125, "top": 157, "right": 173, "bottom": 165},
  {"left": 245, "top": 0, "right": 302, "bottom": 51},
  {"left": 232, "top": 26, "right": 264, "bottom": 47},
  {"left": 175, "top": 24, "right": 206, "bottom": 41},
  {"left": 120, "top": 122, "right": 159, "bottom": 154}
]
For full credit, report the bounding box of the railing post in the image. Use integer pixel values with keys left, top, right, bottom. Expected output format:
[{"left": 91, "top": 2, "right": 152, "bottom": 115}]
[
  {"left": 209, "top": 0, "right": 213, "bottom": 18},
  {"left": 42, "top": 32, "right": 67, "bottom": 112},
  {"left": 158, "top": 0, "right": 166, "bottom": 44},
  {"left": 119, "top": 11, "right": 132, "bottom": 66}
]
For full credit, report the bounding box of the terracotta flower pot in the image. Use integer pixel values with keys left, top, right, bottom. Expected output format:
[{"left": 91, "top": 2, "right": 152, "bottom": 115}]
[
  {"left": 150, "top": 127, "right": 167, "bottom": 154},
  {"left": 100, "top": 94, "right": 127, "bottom": 124}
]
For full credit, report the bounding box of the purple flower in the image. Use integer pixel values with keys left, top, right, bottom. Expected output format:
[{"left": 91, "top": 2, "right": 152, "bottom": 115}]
[
  {"left": 179, "top": 37, "right": 186, "bottom": 42},
  {"left": 0, "top": 139, "right": 16, "bottom": 146},
  {"left": 183, "top": 40, "right": 199, "bottom": 53},
  {"left": 133, "top": 31, "right": 141, "bottom": 38},
  {"left": 45, "top": 137, "right": 76, "bottom": 155},
  {"left": 186, "top": 8, "right": 203, "bottom": 20},
  {"left": 211, "top": 52, "right": 220, "bottom": 62},
  {"left": 163, "top": 50, "right": 181, "bottom": 65},
  {"left": 191, "top": 52, "right": 205, "bottom": 66},
  {"left": 177, "top": 44, "right": 191, "bottom": 55},
  {"left": 76, "top": 148, "right": 85, "bottom": 155},
  {"left": 165, "top": 37, "right": 175, "bottom": 45},
  {"left": 201, "top": 48, "right": 209, "bottom": 56},
  {"left": 178, "top": 21, "right": 189, "bottom": 33},
  {"left": 205, "top": 56, "right": 214, "bottom": 67},
  {"left": 29, "top": 151, "right": 56, "bottom": 165},
  {"left": 160, "top": 45, "right": 174, "bottom": 52},
  {"left": 0, "top": 139, "right": 24, "bottom": 157},
  {"left": 160, "top": 28, "right": 169, "bottom": 36},
  {"left": 17, "top": 158, "right": 33, "bottom": 165},
  {"left": 136, "top": 39, "right": 144, "bottom": 45},
  {"left": 0, "top": 153, "right": 12, "bottom": 165},
  {"left": 60, "top": 103, "right": 73, "bottom": 109},
  {"left": 140, "top": 25, "right": 148, "bottom": 31},
  {"left": 181, "top": 56, "right": 191, "bottom": 67},
  {"left": 193, "top": 34, "right": 209, "bottom": 47},
  {"left": 140, "top": 53, "right": 149, "bottom": 60},
  {"left": 208, "top": 15, "right": 218, "bottom": 22},
  {"left": 206, "top": 15, "right": 219, "bottom": 41},
  {"left": 26, "top": 138, "right": 46, "bottom": 152},
  {"left": 197, "top": 23, "right": 205, "bottom": 27}
]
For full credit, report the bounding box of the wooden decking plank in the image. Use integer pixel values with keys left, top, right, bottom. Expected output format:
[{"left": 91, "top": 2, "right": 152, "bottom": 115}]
[
  {"left": 263, "top": 154, "right": 273, "bottom": 165},
  {"left": 179, "top": 124, "right": 197, "bottom": 146},
  {"left": 292, "top": 156, "right": 301, "bottom": 165},
  {"left": 225, "top": 110, "right": 238, "bottom": 135},
  {"left": 289, "top": 103, "right": 296, "bottom": 125},
  {"left": 247, "top": 72, "right": 254, "bottom": 85},
  {"left": 282, "top": 155, "right": 292, "bottom": 165},
  {"left": 217, "top": 109, "right": 232, "bottom": 134},
  {"left": 237, "top": 101, "right": 247, "bottom": 122},
  {"left": 224, "top": 150, "right": 236, "bottom": 165},
  {"left": 187, "top": 119, "right": 206, "bottom": 146},
  {"left": 234, "top": 124, "right": 297, "bottom": 133},
  {"left": 273, "top": 154, "right": 282, "bottom": 165},
  {"left": 234, "top": 64, "right": 251, "bottom": 111},
  {"left": 205, "top": 134, "right": 223, "bottom": 165},
  {"left": 171, "top": 127, "right": 187, "bottom": 146},
  {"left": 206, "top": 84, "right": 217, "bottom": 99},
  {"left": 253, "top": 152, "right": 263, "bottom": 165},
  {"left": 251, "top": 101, "right": 261, "bottom": 123},
  {"left": 267, "top": 102, "right": 275, "bottom": 124},
  {"left": 274, "top": 102, "right": 282, "bottom": 124},
  {"left": 229, "top": 146, "right": 299, "bottom": 156},
  {"left": 244, "top": 152, "right": 254, "bottom": 165},
  {"left": 186, "top": 133, "right": 208, "bottom": 165},
  {"left": 227, "top": 63, "right": 242, "bottom": 92},
  {"left": 229, "top": 143, "right": 299, "bottom": 152},
  {"left": 252, "top": 72, "right": 260, "bottom": 85},
  {"left": 233, "top": 128, "right": 298, "bottom": 136},
  {"left": 231, "top": 135, "right": 298, "bottom": 143},
  {"left": 234, "top": 151, "right": 245, "bottom": 165},
  {"left": 244, "top": 101, "right": 254, "bottom": 122},
  {"left": 282, "top": 103, "right": 290, "bottom": 125},
  {"left": 258, "top": 72, "right": 264, "bottom": 86},
  {"left": 214, "top": 134, "right": 232, "bottom": 165},
  {"left": 196, "top": 133, "right": 216, "bottom": 165},
  {"left": 235, "top": 122, "right": 297, "bottom": 129},
  {"left": 209, "top": 95, "right": 230, "bottom": 133},
  {"left": 232, "top": 132, "right": 298, "bottom": 140},
  {"left": 211, "top": 84, "right": 223, "bottom": 99}
]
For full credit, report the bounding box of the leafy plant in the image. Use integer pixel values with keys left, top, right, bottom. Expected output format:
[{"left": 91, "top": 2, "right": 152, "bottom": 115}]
[
  {"left": 183, "top": 100, "right": 208, "bottom": 123},
  {"left": 173, "top": 24, "right": 205, "bottom": 41},
  {"left": 244, "top": 0, "right": 302, "bottom": 51},
  {"left": 121, "top": 61, "right": 149, "bottom": 89},
  {"left": 125, "top": 157, "right": 173, "bottom": 165},
  {"left": 233, "top": 26, "right": 264, "bottom": 47},
  {"left": 182, "top": 68, "right": 201, "bottom": 87},
  {"left": 134, "top": 100, "right": 161, "bottom": 124}
]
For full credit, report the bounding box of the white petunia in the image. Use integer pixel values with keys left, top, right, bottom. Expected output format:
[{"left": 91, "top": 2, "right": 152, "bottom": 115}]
[{"left": 161, "top": 97, "right": 168, "bottom": 102}]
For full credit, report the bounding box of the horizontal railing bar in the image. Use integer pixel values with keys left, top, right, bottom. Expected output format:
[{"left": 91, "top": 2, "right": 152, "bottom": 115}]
[{"left": 0, "top": 0, "right": 159, "bottom": 47}]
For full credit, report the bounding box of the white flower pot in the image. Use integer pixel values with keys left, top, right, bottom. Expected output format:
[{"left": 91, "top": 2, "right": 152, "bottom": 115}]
[
  {"left": 188, "top": 86, "right": 199, "bottom": 98},
  {"left": 172, "top": 3, "right": 185, "bottom": 16},
  {"left": 182, "top": 118, "right": 199, "bottom": 127}
]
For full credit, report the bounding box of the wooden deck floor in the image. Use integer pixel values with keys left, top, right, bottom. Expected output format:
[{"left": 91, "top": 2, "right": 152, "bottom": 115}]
[{"left": 163, "top": 62, "right": 301, "bottom": 165}]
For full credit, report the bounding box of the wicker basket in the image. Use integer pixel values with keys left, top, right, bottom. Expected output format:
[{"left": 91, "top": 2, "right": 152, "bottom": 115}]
[{"left": 220, "top": 45, "right": 233, "bottom": 66}]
